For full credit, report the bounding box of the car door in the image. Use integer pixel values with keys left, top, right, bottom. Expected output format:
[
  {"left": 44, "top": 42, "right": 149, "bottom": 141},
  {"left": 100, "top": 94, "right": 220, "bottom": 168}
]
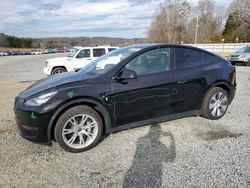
[
  {"left": 107, "top": 47, "right": 180, "bottom": 127},
  {"left": 173, "top": 47, "right": 207, "bottom": 112},
  {"left": 73, "top": 49, "right": 92, "bottom": 70}
]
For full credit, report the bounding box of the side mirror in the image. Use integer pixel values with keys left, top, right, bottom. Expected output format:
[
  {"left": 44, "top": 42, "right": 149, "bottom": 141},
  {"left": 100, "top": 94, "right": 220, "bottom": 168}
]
[
  {"left": 114, "top": 69, "right": 137, "bottom": 80},
  {"left": 76, "top": 55, "right": 82, "bottom": 59}
]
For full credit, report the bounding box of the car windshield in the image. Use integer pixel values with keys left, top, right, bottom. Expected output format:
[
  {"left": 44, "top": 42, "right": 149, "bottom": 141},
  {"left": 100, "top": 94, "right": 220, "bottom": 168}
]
[
  {"left": 79, "top": 46, "right": 143, "bottom": 76},
  {"left": 68, "top": 48, "right": 79, "bottom": 57},
  {"left": 236, "top": 46, "right": 250, "bottom": 53}
]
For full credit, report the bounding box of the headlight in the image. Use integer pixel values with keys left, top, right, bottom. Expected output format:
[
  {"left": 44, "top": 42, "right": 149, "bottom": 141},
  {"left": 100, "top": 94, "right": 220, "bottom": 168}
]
[
  {"left": 25, "top": 91, "right": 57, "bottom": 106},
  {"left": 240, "top": 55, "right": 246, "bottom": 58},
  {"left": 45, "top": 61, "right": 49, "bottom": 67}
]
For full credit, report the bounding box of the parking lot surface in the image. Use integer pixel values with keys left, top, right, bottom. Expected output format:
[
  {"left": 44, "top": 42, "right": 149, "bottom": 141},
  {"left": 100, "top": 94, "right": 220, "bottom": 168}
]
[
  {"left": 0, "top": 55, "right": 249, "bottom": 187},
  {"left": 0, "top": 53, "right": 65, "bottom": 82}
]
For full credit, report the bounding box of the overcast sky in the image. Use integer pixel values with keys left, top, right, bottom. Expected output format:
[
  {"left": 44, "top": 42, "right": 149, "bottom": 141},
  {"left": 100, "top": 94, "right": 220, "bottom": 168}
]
[{"left": 0, "top": 0, "right": 232, "bottom": 38}]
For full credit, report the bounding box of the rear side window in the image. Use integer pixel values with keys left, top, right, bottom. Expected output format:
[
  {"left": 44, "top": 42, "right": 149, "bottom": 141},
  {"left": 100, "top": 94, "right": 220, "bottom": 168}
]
[
  {"left": 108, "top": 48, "right": 117, "bottom": 52},
  {"left": 93, "top": 48, "right": 105, "bottom": 57},
  {"left": 175, "top": 47, "right": 204, "bottom": 69},
  {"left": 203, "top": 53, "right": 215, "bottom": 64},
  {"left": 203, "top": 52, "right": 224, "bottom": 64},
  {"left": 245, "top": 47, "right": 250, "bottom": 52}
]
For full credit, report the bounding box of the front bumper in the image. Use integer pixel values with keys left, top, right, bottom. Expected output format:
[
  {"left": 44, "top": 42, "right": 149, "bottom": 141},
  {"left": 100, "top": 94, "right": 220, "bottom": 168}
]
[
  {"left": 14, "top": 97, "right": 53, "bottom": 145},
  {"left": 43, "top": 67, "right": 51, "bottom": 75},
  {"left": 228, "top": 57, "right": 248, "bottom": 63}
]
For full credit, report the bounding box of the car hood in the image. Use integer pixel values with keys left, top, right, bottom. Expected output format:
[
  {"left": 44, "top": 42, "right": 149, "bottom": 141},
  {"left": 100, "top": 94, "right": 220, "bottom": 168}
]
[
  {"left": 19, "top": 72, "right": 88, "bottom": 98},
  {"left": 231, "top": 52, "right": 249, "bottom": 56}
]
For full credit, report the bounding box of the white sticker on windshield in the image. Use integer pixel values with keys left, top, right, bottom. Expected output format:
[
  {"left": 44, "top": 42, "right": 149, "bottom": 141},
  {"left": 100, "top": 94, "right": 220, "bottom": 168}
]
[{"left": 129, "top": 48, "right": 141, "bottom": 52}]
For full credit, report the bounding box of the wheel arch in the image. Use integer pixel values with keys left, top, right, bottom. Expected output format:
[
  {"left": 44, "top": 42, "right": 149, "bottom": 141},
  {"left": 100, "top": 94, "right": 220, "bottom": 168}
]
[
  {"left": 203, "top": 81, "right": 233, "bottom": 106},
  {"left": 212, "top": 82, "right": 233, "bottom": 101},
  {"left": 47, "top": 98, "right": 111, "bottom": 144},
  {"left": 51, "top": 66, "right": 68, "bottom": 74}
]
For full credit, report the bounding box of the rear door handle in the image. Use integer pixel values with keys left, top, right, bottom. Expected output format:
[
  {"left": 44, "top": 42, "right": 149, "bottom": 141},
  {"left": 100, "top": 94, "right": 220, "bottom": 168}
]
[{"left": 87, "top": 58, "right": 92, "bottom": 61}]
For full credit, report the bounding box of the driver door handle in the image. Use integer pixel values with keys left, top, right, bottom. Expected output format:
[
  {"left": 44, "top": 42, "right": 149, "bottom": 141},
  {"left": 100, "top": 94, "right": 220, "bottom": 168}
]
[{"left": 177, "top": 80, "right": 187, "bottom": 84}]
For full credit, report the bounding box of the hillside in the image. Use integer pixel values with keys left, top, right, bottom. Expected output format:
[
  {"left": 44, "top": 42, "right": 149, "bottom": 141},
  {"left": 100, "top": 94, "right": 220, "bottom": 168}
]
[{"left": 0, "top": 33, "right": 147, "bottom": 48}]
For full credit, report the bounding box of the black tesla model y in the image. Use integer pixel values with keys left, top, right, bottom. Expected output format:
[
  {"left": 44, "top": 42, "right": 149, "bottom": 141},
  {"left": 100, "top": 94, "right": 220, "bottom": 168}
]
[{"left": 14, "top": 44, "right": 236, "bottom": 152}]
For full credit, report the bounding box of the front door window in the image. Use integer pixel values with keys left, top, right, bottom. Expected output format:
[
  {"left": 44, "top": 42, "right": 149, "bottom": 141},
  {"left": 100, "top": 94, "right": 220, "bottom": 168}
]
[
  {"left": 125, "top": 48, "right": 171, "bottom": 76},
  {"left": 77, "top": 49, "right": 90, "bottom": 58}
]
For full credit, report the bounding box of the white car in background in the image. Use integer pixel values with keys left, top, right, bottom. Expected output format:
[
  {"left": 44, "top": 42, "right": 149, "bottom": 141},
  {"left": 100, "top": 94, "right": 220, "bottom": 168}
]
[
  {"left": 0, "top": 52, "right": 8, "bottom": 56},
  {"left": 43, "top": 46, "right": 119, "bottom": 75},
  {"left": 31, "top": 51, "right": 43, "bottom": 55},
  {"left": 228, "top": 45, "right": 250, "bottom": 66}
]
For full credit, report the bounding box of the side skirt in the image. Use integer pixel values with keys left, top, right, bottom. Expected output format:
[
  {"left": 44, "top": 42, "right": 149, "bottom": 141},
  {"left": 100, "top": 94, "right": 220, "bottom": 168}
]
[{"left": 109, "top": 110, "right": 201, "bottom": 133}]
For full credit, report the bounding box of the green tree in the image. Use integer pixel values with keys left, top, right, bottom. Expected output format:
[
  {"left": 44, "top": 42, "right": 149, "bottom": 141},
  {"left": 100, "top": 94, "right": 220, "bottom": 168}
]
[
  {"left": 224, "top": 0, "right": 250, "bottom": 42},
  {"left": 222, "top": 12, "right": 240, "bottom": 42}
]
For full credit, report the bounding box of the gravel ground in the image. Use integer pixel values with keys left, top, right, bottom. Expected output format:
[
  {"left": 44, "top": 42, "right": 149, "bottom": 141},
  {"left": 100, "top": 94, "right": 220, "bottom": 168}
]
[{"left": 0, "top": 55, "right": 249, "bottom": 187}]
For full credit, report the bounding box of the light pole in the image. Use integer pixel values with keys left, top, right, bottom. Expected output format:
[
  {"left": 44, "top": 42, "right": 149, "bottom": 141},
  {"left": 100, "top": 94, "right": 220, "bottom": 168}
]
[
  {"left": 195, "top": 16, "right": 199, "bottom": 44},
  {"left": 221, "top": 38, "right": 225, "bottom": 52},
  {"left": 236, "top": 37, "right": 239, "bottom": 51}
]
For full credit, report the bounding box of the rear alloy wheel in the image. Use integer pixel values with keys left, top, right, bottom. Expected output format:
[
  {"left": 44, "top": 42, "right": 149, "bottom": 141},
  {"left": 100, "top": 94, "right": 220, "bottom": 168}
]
[
  {"left": 51, "top": 67, "right": 66, "bottom": 75},
  {"left": 55, "top": 105, "right": 103, "bottom": 152},
  {"left": 202, "top": 87, "right": 229, "bottom": 120}
]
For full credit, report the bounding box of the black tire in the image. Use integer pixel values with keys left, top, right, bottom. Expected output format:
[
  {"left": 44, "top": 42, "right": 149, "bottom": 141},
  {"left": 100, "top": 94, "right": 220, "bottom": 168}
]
[
  {"left": 54, "top": 105, "right": 103, "bottom": 153},
  {"left": 51, "top": 67, "right": 67, "bottom": 75},
  {"left": 246, "top": 59, "right": 250, "bottom": 66},
  {"left": 201, "top": 87, "right": 229, "bottom": 120}
]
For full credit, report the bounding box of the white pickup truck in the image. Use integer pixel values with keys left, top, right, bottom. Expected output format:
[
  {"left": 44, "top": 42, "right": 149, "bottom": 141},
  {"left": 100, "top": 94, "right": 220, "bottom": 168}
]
[{"left": 43, "top": 46, "right": 119, "bottom": 75}]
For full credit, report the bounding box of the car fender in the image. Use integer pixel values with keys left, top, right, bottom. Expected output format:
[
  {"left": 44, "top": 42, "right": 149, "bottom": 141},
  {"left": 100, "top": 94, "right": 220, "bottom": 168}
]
[
  {"left": 201, "top": 81, "right": 234, "bottom": 107},
  {"left": 70, "top": 58, "right": 91, "bottom": 70},
  {"left": 46, "top": 98, "right": 111, "bottom": 144},
  {"left": 47, "top": 58, "right": 72, "bottom": 71}
]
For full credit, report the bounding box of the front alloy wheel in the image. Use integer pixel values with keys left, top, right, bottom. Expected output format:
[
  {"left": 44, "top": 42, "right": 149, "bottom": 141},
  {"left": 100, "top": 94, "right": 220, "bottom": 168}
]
[
  {"left": 55, "top": 106, "right": 103, "bottom": 152},
  {"left": 51, "top": 67, "right": 66, "bottom": 75}
]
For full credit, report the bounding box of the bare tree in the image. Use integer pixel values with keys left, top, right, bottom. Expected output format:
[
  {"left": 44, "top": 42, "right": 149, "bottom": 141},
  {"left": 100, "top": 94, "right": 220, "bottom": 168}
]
[
  {"left": 148, "top": 0, "right": 191, "bottom": 43},
  {"left": 148, "top": 0, "right": 223, "bottom": 43},
  {"left": 0, "top": 33, "right": 8, "bottom": 47},
  {"left": 195, "top": 0, "right": 222, "bottom": 43}
]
